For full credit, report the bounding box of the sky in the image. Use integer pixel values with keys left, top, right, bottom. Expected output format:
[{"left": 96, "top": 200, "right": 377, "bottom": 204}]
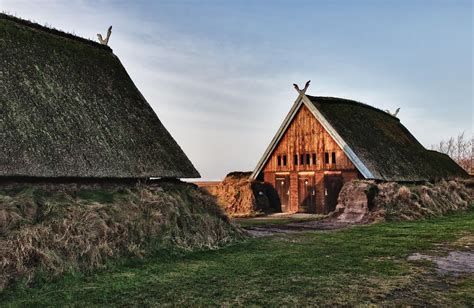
[{"left": 2, "top": 0, "right": 472, "bottom": 180}]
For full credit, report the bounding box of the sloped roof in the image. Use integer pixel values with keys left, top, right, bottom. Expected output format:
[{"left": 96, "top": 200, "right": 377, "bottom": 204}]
[
  {"left": 424, "top": 150, "right": 470, "bottom": 179},
  {"left": 251, "top": 93, "right": 468, "bottom": 182},
  {"left": 308, "top": 96, "right": 468, "bottom": 181},
  {"left": 0, "top": 14, "right": 200, "bottom": 178}
]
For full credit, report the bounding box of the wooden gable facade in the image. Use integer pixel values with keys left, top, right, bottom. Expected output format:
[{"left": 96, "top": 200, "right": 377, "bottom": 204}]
[
  {"left": 261, "top": 104, "right": 360, "bottom": 214},
  {"left": 252, "top": 87, "right": 469, "bottom": 214}
]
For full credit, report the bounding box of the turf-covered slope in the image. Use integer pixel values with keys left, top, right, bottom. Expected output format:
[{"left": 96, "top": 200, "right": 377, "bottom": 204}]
[
  {"left": 0, "top": 14, "right": 199, "bottom": 178},
  {"left": 308, "top": 96, "right": 469, "bottom": 181},
  {"left": 0, "top": 181, "right": 243, "bottom": 291}
]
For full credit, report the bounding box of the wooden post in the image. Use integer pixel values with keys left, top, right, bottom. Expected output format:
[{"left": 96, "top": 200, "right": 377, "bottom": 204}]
[{"left": 290, "top": 172, "right": 299, "bottom": 212}]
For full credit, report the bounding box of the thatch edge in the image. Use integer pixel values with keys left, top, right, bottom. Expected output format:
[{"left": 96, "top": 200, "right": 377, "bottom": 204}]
[{"left": 0, "top": 12, "right": 112, "bottom": 52}]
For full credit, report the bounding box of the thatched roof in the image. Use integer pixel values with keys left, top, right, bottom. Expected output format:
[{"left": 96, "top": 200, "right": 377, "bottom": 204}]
[
  {"left": 0, "top": 14, "right": 200, "bottom": 179},
  {"left": 308, "top": 96, "right": 468, "bottom": 181},
  {"left": 251, "top": 94, "right": 468, "bottom": 182}
]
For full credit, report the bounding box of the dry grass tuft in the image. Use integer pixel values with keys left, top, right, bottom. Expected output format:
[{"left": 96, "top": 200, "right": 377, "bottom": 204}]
[
  {"left": 336, "top": 179, "right": 472, "bottom": 223},
  {"left": 396, "top": 186, "right": 412, "bottom": 202},
  {"left": 203, "top": 172, "right": 279, "bottom": 217},
  {"left": 0, "top": 181, "right": 243, "bottom": 292},
  {"left": 374, "top": 180, "right": 472, "bottom": 221}
]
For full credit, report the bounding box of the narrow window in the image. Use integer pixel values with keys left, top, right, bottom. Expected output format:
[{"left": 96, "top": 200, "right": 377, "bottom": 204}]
[
  {"left": 277, "top": 155, "right": 281, "bottom": 166},
  {"left": 312, "top": 153, "right": 317, "bottom": 165},
  {"left": 300, "top": 154, "right": 304, "bottom": 165},
  {"left": 332, "top": 152, "right": 336, "bottom": 164},
  {"left": 283, "top": 155, "right": 287, "bottom": 166},
  {"left": 294, "top": 154, "right": 298, "bottom": 165},
  {"left": 306, "top": 154, "right": 310, "bottom": 166},
  {"left": 325, "top": 152, "right": 329, "bottom": 164}
]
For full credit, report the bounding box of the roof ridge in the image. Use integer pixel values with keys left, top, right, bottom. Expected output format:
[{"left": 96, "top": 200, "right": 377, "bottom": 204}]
[
  {"left": 307, "top": 95, "right": 399, "bottom": 120},
  {"left": 0, "top": 13, "right": 112, "bottom": 52}
]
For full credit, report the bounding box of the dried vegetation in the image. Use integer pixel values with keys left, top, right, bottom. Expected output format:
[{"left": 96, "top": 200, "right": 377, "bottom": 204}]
[
  {"left": 0, "top": 181, "right": 243, "bottom": 292},
  {"left": 204, "top": 172, "right": 280, "bottom": 217},
  {"left": 336, "top": 179, "right": 473, "bottom": 222},
  {"left": 375, "top": 179, "right": 472, "bottom": 221}
]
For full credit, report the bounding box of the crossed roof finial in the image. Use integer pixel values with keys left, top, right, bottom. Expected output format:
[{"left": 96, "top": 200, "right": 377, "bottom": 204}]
[
  {"left": 97, "top": 26, "right": 112, "bottom": 45},
  {"left": 293, "top": 80, "right": 311, "bottom": 95},
  {"left": 385, "top": 108, "right": 400, "bottom": 117}
]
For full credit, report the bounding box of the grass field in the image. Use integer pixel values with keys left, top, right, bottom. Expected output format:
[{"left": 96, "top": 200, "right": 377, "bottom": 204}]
[{"left": 2, "top": 209, "right": 473, "bottom": 306}]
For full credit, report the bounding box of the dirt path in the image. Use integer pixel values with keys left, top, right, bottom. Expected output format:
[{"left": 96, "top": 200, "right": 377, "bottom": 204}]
[
  {"left": 244, "top": 218, "right": 353, "bottom": 237},
  {"left": 406, "top": 235, "right": 474, "bottom": 275},
  {"left": 408, "top": 251, "right": 474, "bottom": 275}
]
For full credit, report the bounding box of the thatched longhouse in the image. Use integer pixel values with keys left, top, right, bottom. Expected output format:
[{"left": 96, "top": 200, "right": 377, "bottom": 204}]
[
  {"left": 251, "top": 90, "right": 469, "bottom": 214},
  {"left": 0, "top": 14, "right": 199, "bottom": 180}
]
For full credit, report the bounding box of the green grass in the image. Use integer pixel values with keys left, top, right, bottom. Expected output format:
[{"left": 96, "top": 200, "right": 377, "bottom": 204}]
[{"left": 2, "top": 209, "right": 473, "bottom": 306}]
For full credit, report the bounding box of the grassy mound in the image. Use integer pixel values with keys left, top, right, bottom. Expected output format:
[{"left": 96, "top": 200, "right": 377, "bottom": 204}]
[
  {"left": 205, "top": 172, "right": 280, "bottom": 217},
  {"left": 0, "top": 181, "right": 243, "bottom": 292},
  {"left": 375, "top": 179, "right": 472, "bottom": 221},
  {"left": 336, "top": 179, "right": 473, "bottom": 222}
]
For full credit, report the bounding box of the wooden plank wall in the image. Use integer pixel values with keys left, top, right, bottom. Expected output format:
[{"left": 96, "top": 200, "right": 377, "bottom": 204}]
[
  {"left": 263, "top": 105, "right": 356, "bottom": 173},
  {"left": 261, "top": 105, "right": 361, "bottom": 213}
]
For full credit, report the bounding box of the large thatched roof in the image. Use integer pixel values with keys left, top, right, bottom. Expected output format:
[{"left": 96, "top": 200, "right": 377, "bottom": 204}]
[
  {"left": 0, "top": 14, "right": 200, "bottom": 179},
  {"left": 308, "top": 96, "right": 468, "bottom": 181},
  {"left": 251, "top": 93, "right": 468, "bottom": 182}
]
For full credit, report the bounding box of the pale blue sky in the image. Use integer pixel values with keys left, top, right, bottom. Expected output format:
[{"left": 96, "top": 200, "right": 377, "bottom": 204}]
[{"left": 2, "top": 0, "right": 472, "bottom": 180}]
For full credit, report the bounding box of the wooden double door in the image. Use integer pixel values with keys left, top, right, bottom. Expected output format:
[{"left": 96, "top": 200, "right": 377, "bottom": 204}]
[
  {"left": 275, "top": 175, "right": 290, "bottom": 212},
  {"left": 275, "top": 173, "right": 343, "bottom": 214},
  {"left": 298, "top": 175, "right": 316, "bottom": 213}
]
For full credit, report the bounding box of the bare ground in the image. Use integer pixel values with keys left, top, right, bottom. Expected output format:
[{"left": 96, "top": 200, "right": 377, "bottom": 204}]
[
  {"left": 407, "top": 235, "right": 474, "bottom": 275},
  {"left": 408, "top": 251, "right": 474, "bottom": 275},
  {"left": 243, "top": 217, "right": 354, "bottom": 237}
]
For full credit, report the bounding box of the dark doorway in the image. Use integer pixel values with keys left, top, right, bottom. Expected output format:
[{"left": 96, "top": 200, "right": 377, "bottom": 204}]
[
  {"left": 324, "top": 175, "right": 343, "bottom": 213},
  {"left": 275, "top": 175, "right": 290, "bottom": 212},
  {"left": 298, "top": 175, "right": 316, "bottom": 213}
]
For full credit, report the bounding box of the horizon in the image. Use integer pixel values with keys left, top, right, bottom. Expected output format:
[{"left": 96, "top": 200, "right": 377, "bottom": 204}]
[{"left": 2, "top": 0, "right": 472, "bottom": 180}]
